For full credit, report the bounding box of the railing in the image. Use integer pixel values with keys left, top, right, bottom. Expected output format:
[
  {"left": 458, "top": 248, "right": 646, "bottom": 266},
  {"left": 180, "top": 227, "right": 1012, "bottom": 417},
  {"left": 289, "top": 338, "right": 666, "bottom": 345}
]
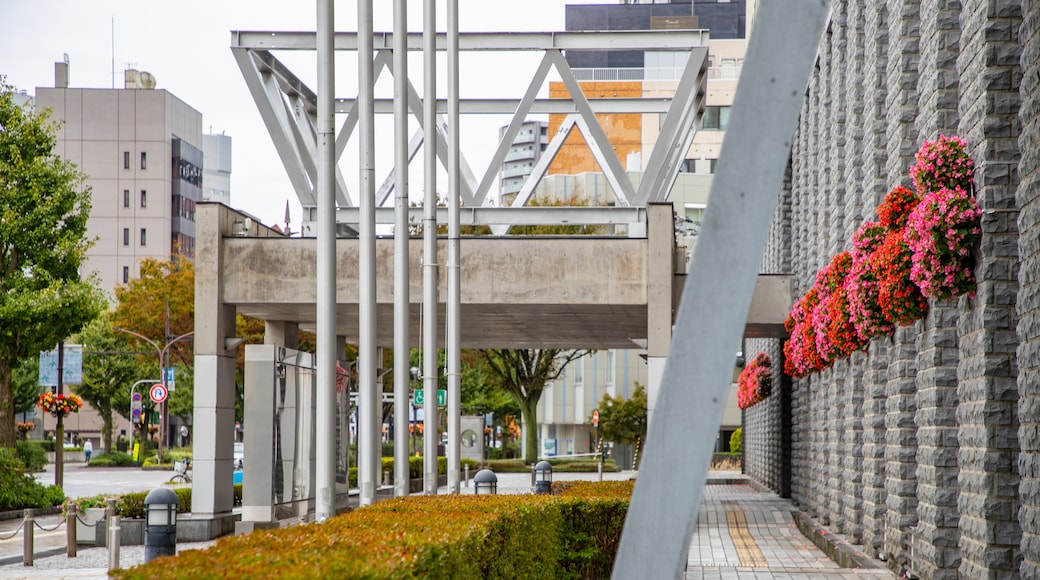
[
  {"left": 1, "top": 502, "right": 122, "bottom": 569},
  {"left": 570, "top": 64, "right": 743, "bottom": 82}
]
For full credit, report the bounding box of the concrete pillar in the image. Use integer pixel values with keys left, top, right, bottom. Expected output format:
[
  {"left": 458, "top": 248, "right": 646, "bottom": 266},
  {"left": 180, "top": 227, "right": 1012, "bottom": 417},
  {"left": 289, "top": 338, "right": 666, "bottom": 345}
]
[
  {"left": 192, "top": 204, "right": 238, "bottom": 522},
  {"left": 646, "top": 203, "right": 675, "bottom": 429},
  {"left": 1016, "top": 4, "right": 1040, "bottom": 577},
  {"left": 956, "top": 1, "right": 1023, "bottom": 577},
  {"left": 238, "top": 344, "right": 278, "bottom": 530}
]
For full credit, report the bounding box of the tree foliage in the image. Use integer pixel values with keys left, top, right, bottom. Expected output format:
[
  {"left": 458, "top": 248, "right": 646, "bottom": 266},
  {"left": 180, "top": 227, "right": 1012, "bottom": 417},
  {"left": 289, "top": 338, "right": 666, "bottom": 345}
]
[
  {"left": 75, "top": 313, "right": 150, "bottom": 451},
  {"left": 12, "top": 357, "right": 41, "bottom": 417},
  {"left": 594, "top": 383, "right": 647, "bottom": 446},
  {"left": 0, "top": 80, "right": 105, "bottom": 447},
  {"left": 479, "top": 349, "right": 587, "bottom": 463},
  {"left": 113, "top": 256, "right": 195, "bottom": 366}
]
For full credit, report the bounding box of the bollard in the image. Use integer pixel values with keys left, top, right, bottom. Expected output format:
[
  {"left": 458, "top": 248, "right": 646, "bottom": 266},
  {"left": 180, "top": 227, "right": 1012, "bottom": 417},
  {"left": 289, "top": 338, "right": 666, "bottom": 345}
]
[
  {"left": 23, "top": 509, "right": 34, "bottom": 566},
  {"left": 383, "top": 470, "right": 390, "bottom": 487},
  {"left": 464, "top": 464, "right": 469, "bottom": 488},
  {"left": 598, "top": 459, "right": 603, "bottom": 482},
  {"left": 531, "top": 465, "right": 536, "bottom": 488},
  {"left": 143, "top": 487, "right": 178, "bottom": 563},
  {"left": 108, "top": 515, "right": 121, "bottom": 571},
  {"left": 66, "top": 504, "right": 77, "bottom": 557},
  {"left": 107, "top": 499, "right": 120, "bottom": 570}
]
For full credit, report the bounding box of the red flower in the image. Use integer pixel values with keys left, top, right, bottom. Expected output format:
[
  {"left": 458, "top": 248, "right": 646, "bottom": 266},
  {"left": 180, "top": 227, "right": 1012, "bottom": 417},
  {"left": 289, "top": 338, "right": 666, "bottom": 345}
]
[
  {"left": 875, "top": 230, "right": 928, "bottom": 325},
  {"left": 877, "top": 185, "right": 921, "bottom": 231},
  {"left": 738, "top": 353, "right": 773, "bottom": 410}
]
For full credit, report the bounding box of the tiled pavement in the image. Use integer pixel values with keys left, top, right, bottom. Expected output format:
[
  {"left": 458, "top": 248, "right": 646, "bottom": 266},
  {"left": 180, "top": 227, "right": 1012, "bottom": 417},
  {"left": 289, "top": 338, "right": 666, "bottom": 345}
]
[{"left": 686, "top": 482, "right": 897, "bottom": 579}]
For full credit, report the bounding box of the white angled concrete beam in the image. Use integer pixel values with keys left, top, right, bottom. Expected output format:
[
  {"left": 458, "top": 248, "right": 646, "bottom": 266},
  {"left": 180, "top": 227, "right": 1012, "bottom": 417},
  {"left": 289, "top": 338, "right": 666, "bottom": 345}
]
[{"left": 612, "top": 1, "right": 830, "bottom": 577}]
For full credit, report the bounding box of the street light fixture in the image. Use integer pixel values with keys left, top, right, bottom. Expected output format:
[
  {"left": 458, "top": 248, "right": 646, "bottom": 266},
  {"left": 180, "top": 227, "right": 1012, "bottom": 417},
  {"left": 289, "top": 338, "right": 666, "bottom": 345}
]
[{"left": 114, "top": 326, "right": 194, "bottom": 462}]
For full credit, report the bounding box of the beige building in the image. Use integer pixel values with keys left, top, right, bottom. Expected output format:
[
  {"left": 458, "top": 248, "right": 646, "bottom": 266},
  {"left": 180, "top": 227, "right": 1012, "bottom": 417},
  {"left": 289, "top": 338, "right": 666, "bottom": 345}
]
[{"left": 35, "top": 65, "right": 203, "bottom": 298}]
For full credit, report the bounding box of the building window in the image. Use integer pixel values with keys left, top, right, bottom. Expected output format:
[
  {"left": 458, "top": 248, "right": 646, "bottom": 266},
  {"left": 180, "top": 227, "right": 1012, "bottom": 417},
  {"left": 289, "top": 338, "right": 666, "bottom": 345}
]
[
  {"left": 123, "top": 151, "right": 130, "bottom": 169},
  {"left": 123, "top": 189, "right": 130, "bottom": 208},
  {"left": 140, "top": 152, "right": 147, "bottom": 170},
  {"left": 140, "top": 228, "right": 147, "bottom": 246},
  {"left": 702, "top": 106, "right": 732, "bottom": 131},
  {"left": 140, "top": 190, "right": 147, "bottom": 208},
  {"left": 573, "top": 355, "right": 584, "bottom": 384},
  {"left": 122, "top": 228, "right": 129, "bottom": 246},
  {"left": 122, "top": 266, "right": 129, "bottom": 284}
]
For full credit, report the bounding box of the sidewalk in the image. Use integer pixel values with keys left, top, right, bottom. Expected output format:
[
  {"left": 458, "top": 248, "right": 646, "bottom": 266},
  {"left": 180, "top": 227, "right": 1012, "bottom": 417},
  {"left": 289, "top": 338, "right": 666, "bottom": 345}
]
[{"left": 0, "top": 472, "right": 896, "bottom": 579}]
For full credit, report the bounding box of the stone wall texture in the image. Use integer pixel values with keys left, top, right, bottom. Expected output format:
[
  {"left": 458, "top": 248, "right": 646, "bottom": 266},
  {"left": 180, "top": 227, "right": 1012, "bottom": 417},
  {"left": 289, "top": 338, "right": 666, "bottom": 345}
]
[{"left": 742, "top": 1, "right": 1036, "bottom": 577}]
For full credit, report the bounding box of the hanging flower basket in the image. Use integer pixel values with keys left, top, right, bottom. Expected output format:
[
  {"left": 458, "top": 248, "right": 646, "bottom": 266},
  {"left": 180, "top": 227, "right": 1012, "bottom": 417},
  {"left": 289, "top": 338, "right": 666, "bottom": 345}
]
[
  {"left": 875, "top": 230, "right": 928, "bottom": 325},
  {"left": 783, "top": 287, "right": 826, "bottom": 378},
  {"left": 905, "top": 187, "right": 982, "bottom": 301},
  {"left": 37, "top": 392, "right": 83, "bottom": 418},
  {"left": 811, "top": 252, "right": 863, "bottom": 363},
  {"left": 737, "top": 352, "right": 773, "bottom": 410},
  {"left": 877, "top": 185, "right": 921, "bottom": 231},
  {"left": 846, "top": 221, "right": 894, "bottom": 341},
  {"left": 909, "top": 135, "right": 974, "bottom": 195}
]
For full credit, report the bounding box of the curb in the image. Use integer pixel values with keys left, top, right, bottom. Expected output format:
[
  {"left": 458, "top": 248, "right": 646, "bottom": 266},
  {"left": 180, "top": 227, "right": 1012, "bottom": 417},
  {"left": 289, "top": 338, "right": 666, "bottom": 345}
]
[
  {"left": 792, "top": 509, "right": 885, "bottom": 570},
  {"left": 0, "top": 506, "right": 61, "bottom": 523},
  {"left": 0, "top": 546, "right": 67, "bottom": 567}
]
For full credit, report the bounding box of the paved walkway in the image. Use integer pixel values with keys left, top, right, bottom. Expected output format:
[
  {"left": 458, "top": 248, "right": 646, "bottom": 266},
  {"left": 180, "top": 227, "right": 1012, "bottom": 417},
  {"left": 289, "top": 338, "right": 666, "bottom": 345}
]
[{"left": 0, "top": 472, "right": 896, "bottom": 579}]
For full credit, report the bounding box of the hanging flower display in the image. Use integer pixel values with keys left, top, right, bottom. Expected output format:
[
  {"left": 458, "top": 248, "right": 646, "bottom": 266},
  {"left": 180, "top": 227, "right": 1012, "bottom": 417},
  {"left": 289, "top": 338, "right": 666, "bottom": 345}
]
[
  {"left": 874, "top": 230, "right": 928, "bottom": 325},
  {"left": 37, "top": 392, "right": 84, "bottom": 418},
  {"left": 784, "top": 287, "right": 826, "bottom": 378},
  {"left": 909, "top": 135, "right": 974, "bottom": 195},
  {"left": 811, "top": 252, "right": 863, "bottom": 363},
  {"left": 846, "top": 221, "right": 894, "bottom": 341},
  {"left": 737, "top": 352, "right": 773, "bottom": 410},
  {"left": 877, "top": 185, "right": 921, "bottom": 231},
  {"left": 905, "top": 187, "right": 982, "bottom": 301}
]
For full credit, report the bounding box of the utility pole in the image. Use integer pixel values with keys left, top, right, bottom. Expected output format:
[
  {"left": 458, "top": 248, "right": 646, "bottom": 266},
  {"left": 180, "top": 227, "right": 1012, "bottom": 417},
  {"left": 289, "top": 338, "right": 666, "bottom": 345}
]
[{"left": 55, "top": 341, "right": 64, "bottom": 488}]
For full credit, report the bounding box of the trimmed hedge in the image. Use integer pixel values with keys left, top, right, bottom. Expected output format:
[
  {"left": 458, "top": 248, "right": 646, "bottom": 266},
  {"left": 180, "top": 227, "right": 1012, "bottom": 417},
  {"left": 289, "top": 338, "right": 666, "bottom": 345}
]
[
  {"left": 66, "top": 484, "right": 244, "bottom": 519},
  {"left": 87, "top": 451, "right": 137, "bottom": 467},
  {"left": 484, "top": 458, "right": 619, "bottom": 473},
  {"left": 112, "top": 481, "right": 635, "bottom": 580}
]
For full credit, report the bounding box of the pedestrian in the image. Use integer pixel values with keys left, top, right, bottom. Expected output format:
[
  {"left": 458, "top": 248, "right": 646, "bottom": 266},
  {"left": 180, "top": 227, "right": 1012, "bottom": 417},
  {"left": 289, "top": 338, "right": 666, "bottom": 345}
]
[{"left": 84, "top": 439, "right": 93, "bottom": 463}]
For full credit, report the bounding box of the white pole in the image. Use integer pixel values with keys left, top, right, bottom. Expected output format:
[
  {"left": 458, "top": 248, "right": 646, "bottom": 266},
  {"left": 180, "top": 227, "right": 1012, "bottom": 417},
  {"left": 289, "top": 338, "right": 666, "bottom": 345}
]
[
  {"left": 422, "top": 0, "right": 439, "bottom": 495},
  {"left": 446, "top": 0, "right": 461, "bottom": 495},
  {"left": 392, "top": 0, "right": 411, "bottom": 499},
  {"left": 358, "top": 0, "right": 379, "bottom": 507},
  {"left": 314, "top": 0, "right": 337, "bottom": 522}
]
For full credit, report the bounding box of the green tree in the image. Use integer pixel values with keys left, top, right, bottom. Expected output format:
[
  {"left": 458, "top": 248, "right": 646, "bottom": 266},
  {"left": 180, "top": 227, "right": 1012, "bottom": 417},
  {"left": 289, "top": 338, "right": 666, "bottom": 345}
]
[
  {"left": 74, "top": 313, "right": 150, "bottom": 452},
  {"left": 595, "top": 383, "right": 648, "bottom": 447},
  {"left": 113, "top": 256, "right": 195, "bottom": 368},
  {"left": 11, "top": 357, "right": 42, "bottom": 417},
  {"left": 479, "top": 349, "right": 587, "bottom": 463},
  {"left": 0, "top": 81, "right": 104, "bottom": 448}
]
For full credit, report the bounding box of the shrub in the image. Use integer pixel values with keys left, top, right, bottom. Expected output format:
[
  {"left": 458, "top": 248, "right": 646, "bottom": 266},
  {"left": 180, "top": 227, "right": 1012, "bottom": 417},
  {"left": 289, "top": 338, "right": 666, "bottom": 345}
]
[
  {"left": 88, "top": 452, "right": 137, "bottom": 467},
  {"left": 113, "top": 481, "right": 635, "bottom": 580},
  {"left": 16, "top": 440, "right": 47, "bottom": 472},
  {"left": 730, "top": 428, "right": 743, "bottom": 454},
  {"left": 0, "top": 448, "right": 65, "bottom": 511}
]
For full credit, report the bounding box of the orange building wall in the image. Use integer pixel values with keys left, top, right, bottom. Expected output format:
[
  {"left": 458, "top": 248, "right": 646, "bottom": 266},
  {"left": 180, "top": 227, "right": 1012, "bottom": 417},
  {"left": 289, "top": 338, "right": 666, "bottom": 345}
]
[{"left": 548, "top": 81, "right": 643, "bottom": 175}]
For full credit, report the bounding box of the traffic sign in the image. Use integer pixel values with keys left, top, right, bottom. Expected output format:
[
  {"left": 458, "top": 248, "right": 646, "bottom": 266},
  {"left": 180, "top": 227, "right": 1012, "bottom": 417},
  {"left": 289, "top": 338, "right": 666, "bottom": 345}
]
[
  {"left": 149, "top": 383, "right": 168, "bottom": 403},
  {"left": 592, "top": 409, "right": 600, "bottom": 427},
  {"left": 412, "top": 389, "right": 446, "bottom": 406},
  {"left": 131, "top": 392, "right": 143, "bottom": 421}
]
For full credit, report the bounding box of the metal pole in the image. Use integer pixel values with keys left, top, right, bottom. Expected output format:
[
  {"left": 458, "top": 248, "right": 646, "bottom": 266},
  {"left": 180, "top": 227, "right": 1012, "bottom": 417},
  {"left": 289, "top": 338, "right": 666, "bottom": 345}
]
[
  {"left": 358, "top": 0, "right": 378, "bottom": 509},
  {"left": 23, "top": 509, "right": 33, "bottom": 567},
  {"left": 422, "top": 0, "right": 439, "bottom": 495},
  {"left": 107, "top": 499, "right": 119, "bottom": 571},
  {"left": 392, "top": 0, "right": 411, "bottom": 499},
  {"left": 56, "top": 342, "right": 64, "bottom": 489},
  {"left": 315, "top": 0, "right": 337, "bottom": 522},
  {"left": 446, "top": 0, "right": 461, "bottom": 495}
]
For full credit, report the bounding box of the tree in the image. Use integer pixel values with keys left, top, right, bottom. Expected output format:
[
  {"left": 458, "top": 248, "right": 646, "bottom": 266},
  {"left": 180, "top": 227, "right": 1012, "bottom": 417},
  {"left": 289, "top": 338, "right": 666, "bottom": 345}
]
[
  {"left": 595, "top": 383, "right": 648, "bottom": 447},
  {"left": 12, "top": 357, "right": 42, "bottom": 418},
  {"left": 74, "top": 313, "right": 150, "bottom": 452},
  {"left": 113, "top": 256, "right": 195, "bottom": 368},
  {"left": 0, "top": 81, "right": 105, "bottom": 448},
  {"left": 479, "top": 349, "right": 588, "bottom": 463}
]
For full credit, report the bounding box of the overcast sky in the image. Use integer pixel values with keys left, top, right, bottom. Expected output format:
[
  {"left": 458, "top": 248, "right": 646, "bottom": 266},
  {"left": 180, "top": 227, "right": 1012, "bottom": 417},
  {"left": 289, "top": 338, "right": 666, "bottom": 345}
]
[{"left": 0, "top": 0, "right": 604, "bottom": 228}]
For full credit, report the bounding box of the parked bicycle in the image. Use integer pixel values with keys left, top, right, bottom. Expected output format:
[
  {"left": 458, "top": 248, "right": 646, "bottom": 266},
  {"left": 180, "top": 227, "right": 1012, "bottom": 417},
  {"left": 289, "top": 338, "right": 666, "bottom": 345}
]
[{"left": 169, "top": 458, "right": 192, "bottom": 483}]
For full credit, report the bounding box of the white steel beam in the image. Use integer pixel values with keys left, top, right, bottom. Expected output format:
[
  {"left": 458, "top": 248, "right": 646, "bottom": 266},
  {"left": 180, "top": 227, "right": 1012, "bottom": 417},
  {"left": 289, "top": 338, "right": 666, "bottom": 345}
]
[
  {"left": 548, "top": 50, "right": 637, "bottom": 206},
  {"left": 612, "top": 0, "right": 830, "bottom": 577},
  {"left": 331, "top": 205, "right": 647, "bottom": 226},
  {"left": 335, "top": 97, "right": 675, "bottom": 115},
  {"left": 232, "top": 30, "right": 711, "bottom": 52}
]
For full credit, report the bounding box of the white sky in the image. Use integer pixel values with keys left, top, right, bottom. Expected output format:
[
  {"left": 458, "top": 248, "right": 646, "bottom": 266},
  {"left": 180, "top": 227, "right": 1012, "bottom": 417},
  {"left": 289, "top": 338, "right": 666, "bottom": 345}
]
[{"left": 0, "top": 0, "right": 605, "bottom": 228}]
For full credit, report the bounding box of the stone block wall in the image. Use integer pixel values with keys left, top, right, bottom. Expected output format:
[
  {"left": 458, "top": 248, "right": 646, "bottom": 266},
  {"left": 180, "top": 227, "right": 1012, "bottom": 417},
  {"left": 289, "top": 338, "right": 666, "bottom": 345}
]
[{"left": 742, "top": 1, "right": 1037, "bottom": 577}]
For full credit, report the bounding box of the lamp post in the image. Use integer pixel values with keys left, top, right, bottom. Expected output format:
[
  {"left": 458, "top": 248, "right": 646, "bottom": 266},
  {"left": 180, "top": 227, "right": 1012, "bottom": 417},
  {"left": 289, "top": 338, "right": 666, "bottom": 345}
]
[{"left": 114, "top": 327, "right": 194, "bottom": 462}]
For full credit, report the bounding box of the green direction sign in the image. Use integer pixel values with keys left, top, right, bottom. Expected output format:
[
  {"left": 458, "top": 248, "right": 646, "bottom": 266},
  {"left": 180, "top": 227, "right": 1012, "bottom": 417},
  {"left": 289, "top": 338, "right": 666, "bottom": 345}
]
[{"left": 412, "top": 389, "right": 447, "bottom": 407}]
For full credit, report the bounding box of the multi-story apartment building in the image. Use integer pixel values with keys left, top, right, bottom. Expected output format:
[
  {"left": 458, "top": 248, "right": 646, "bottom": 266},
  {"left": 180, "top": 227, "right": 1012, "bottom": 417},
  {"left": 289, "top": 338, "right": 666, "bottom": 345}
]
[
  {"left": 499, "top": 120, "right": 549, "bottom": 200},
  {"left": 530, "top": 0, "right": 752, "bottom": 460},
  {"left": 35, "top": 64, "right": 203, "bottom": 297},
  {"left": 203, "top": 132, "right": 232, "bottom": 206}
]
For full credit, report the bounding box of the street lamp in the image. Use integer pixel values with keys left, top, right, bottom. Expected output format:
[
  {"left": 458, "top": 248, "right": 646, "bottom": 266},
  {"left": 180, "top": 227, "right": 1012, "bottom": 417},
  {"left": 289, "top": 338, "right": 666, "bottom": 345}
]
[{"left": 114, "top": 327, "right": 194, "bottom": 462}]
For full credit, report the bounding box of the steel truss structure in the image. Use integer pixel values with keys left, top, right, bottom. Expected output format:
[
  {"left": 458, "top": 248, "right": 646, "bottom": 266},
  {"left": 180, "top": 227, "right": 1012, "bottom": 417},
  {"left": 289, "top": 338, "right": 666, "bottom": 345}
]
[{"left": 231, "top": 30, "right": 708, "bottom": 233}]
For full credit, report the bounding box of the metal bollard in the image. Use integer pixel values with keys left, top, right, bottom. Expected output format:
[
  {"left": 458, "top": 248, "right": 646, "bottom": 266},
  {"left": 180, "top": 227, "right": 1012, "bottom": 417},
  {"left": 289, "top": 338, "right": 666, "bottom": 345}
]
[
  {"left": 23, "top": 509, "right": 33, "bottom": 567},
  {"left": 464, "top": 464, "right": 469, "bottom": 488},
  {"left": 598, "top": 460, "right": 603, "bottom": 482},
  {"left": 531, "top": 465, "right": 536, "bottom": 488},
  {"left": 107, "top": 499, "right": 120, "bottom": 570},
  {"left": 66, "top": 504, "right": 77, "bottom": 557},
  {"left": 108, "top": 515, "right": 121, "bottom": 571}
]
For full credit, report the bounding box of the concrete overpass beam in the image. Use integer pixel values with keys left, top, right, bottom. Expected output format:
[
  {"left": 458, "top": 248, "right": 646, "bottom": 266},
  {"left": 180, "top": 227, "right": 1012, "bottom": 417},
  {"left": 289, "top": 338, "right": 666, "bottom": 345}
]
[{"left": 646, "top": 203, "right": 676, "bottom": 429}]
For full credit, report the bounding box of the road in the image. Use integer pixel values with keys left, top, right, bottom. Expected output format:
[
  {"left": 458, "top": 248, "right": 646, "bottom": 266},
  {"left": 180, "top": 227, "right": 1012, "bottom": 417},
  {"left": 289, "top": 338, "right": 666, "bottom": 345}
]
[{"left": 32, "top": 463, "right": 174, "bottom": 500}]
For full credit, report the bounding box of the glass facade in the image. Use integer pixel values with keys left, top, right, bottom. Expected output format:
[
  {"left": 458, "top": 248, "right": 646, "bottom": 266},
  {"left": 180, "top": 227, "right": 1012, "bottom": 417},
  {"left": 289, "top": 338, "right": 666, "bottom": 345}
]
[{"left": 171, "top": 137, "right": 202, "bottom": 257}]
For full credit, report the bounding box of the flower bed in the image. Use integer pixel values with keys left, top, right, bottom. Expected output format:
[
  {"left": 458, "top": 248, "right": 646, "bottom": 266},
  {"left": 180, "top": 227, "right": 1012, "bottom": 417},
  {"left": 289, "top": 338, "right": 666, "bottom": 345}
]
[{"left": 112, "top": 481, "right": 635, "bottom": 580}]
